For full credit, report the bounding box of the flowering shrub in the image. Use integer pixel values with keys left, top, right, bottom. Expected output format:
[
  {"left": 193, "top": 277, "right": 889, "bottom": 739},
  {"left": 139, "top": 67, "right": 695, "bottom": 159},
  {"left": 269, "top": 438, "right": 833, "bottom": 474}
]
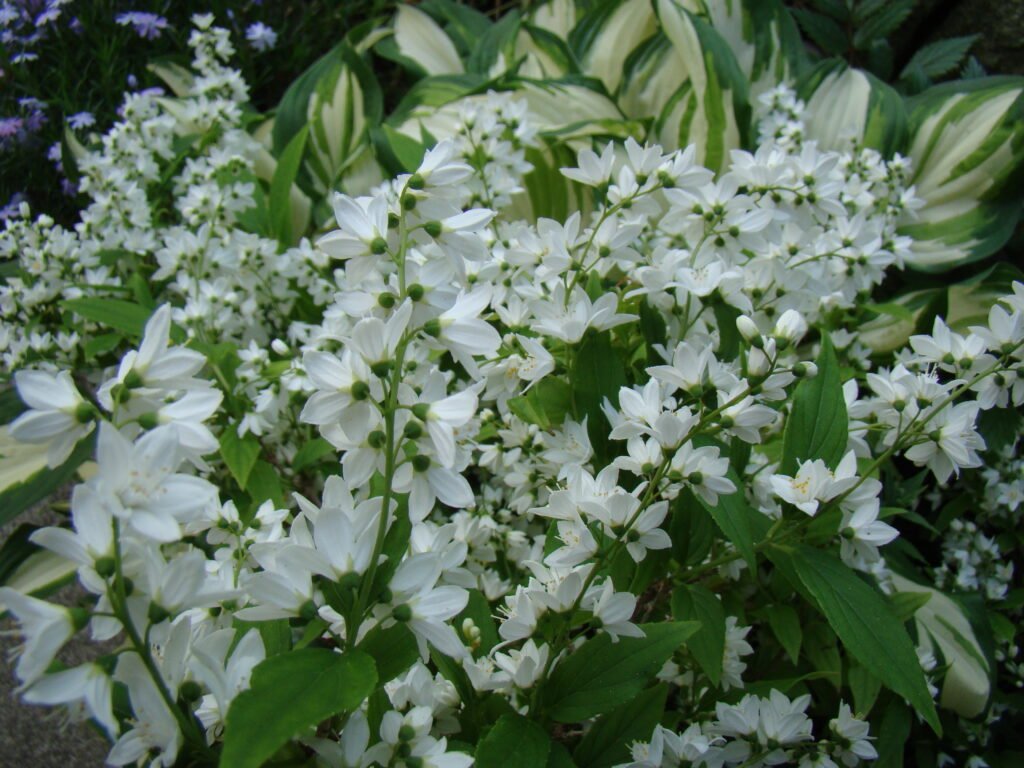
[{"left": 1, "top": 2, "right": 1023, "bottom": 767}]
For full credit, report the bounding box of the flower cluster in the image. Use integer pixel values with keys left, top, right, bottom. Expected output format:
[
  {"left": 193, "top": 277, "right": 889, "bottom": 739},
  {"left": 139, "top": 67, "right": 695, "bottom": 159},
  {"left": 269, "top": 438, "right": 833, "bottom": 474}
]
[{"left": 0, "top": 9, "right": 1022, "bottom": 768}]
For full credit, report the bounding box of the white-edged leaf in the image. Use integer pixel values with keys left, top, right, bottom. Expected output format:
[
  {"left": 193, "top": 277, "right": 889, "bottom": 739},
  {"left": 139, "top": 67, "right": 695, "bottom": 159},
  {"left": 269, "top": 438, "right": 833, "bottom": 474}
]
[{"left": 394, "top": 5, "right": 465, "bottom": 77}]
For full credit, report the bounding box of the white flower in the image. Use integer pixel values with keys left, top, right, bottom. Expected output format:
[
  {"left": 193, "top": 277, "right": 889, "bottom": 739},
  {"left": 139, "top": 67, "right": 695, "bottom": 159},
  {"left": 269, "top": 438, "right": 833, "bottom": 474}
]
[
  {"left": 0, "top": 588, "right": 80, "bottom": 686},
  {"left": 903, "top": 401, "right": 985, "bottom": 483},
  {"left": 492, "top": 638, "right": 549, "bottom": 688},
  {"left": 22, "top": 663, "right": 117, "bottom": 738},
  {"left": 389, "top": 554, "right": 469, "bottom": 659},
  {"left": 97, "top": 305, "right": 206, "bottom": 410},
  {"left": 318, "top": 193, "right": 390, "bottom": 260},
  {"left": 586, "top": 580, "right": 643, "bottom": 641},
  {"left": 91, "top": 423, "right": 219, "bottom": 542},
  {"left": 30, "top": 483, "right": 114, "bottom": 569},
  {"left": 770, "top": 458, "right": 836, "bottom": 516},
  {"left": 190, "top": 628, "right": 266, "bottom": 729},
  {"left": 108, "top": 654, "right": 183, "bottom": 767},
  {"left": 532, "top": 285, "right": 637, "bottom": 344},
  {"left": 839, "top": 504, "right": 898, "bottom": 568},
  {"left": 8, "top": 369, "right": 94, "bottom": 466},
  {"left": 830, "top": 702, "right": 877, "bottom": 763}
]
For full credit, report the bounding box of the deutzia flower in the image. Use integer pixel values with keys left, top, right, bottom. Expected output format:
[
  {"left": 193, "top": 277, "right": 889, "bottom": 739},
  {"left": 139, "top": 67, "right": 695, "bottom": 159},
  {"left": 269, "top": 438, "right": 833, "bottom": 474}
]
[
  {"left": 21, "top": 663, "right": 117, "bottom": 738},
  {"left": 0, "top": 588, "right": 82, "bottom": 686},
  {"left": 8, "top": 369, "right": 95, "bottom": 466},
  {"left": 107, "top": 654, "right": 183, "bottom": 767},
  {"left": 770, "top": 459, "right": 836, "bottom": 516},
  {"left": 829, "top": 702, "right": 877, "bottom": 764},
  {"left": 388, "top": 554, "right": 470, "bottom": 659},
  {"left": 90, "top": 423, "right": 219, "bottom": 542}
]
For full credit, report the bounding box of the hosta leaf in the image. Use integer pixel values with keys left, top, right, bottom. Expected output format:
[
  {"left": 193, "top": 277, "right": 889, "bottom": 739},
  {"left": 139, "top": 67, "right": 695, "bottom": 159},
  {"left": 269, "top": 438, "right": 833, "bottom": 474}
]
[{"left": 0, "top": 434, "right": 93, "bottom": 528}]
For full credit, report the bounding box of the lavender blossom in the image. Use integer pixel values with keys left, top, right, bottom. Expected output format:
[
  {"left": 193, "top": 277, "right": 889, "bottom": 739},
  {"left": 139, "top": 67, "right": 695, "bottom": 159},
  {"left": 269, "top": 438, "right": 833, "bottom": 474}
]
[
  {"left": 245, "top": 21, "right": 277, "bottom": 52},
  {"left": 115, "top": 11, "right": 168, "bottom": 40}
]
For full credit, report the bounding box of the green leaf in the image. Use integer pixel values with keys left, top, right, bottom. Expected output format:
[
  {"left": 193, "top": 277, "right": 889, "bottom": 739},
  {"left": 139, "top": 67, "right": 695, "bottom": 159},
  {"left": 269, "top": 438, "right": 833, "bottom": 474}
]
[
  {"left": 0, "top": 387, "right": 25, "bottom": 424},
  {"left": 62, "top": 298, "right": 152, "bottom": 337},
  {"left": 874, "top": 699, "right": 911, "bottom": 768},
  {"left": 575, "top": 330, "right": 628, "bottom": 467},
  {"left": 791, "top": 9, "right": 846, "bottom": 54},
  {"left": 671, "top": 586, "right": 725, "bottom": 686},
  {"left": 358, "top": 623, "right": 419, "bottom": 684},
  {"left": 901, "top": 36, "right": 979, "bottom": 80},
  {"left": 476, "top": 714, "right": 551, "bottom": 768},
  {"left": 784, "top": 545, "right": 941, "bottom": 733},
  {"left": 853, "top": 0, "right": 914, "bottom": 49},
  {"left": 0, "top": 434, "right": 93, "bottom": 528},
  {"left": 377, "top": 125, "right": 426, "bottom": 174},
  {"left": 292, "top": 438, "right": 335, "bottom": 472},
  {"left": 219, "top": 429, "right": 261, "bottom": 489},
  {"left": 507, "top": 378, "right": 574, "bottom": 430},
  {"left": 890, "top": 591, "right": 932, "bottom": 622},
  {"left": 848, "top": 659, "right": 882, "bottom": 716},
  {"left": 781, "top": 333, "right": 848, "bottom": 474},
  {"left": 574, "top": 684, "right": 668, "bottom": 768},
  {"left": 220, "top": 649, "right": 377, "bottom": 768},
  {"left": 697, "top": 464, "right": 766, "bottom": 569},
  {"left": 246, "top": 460, "right": 285, "bottom": 508},
  {"left": 669, "top": 490, "right": 713, "bottom": 566},
  {"left": 269, "top": 125, "right": 309, "bottom": 246},
  {"left": 543, "top": 622, "right": 700, "bottom": 722},
  {"left": 0, "top": 524, "right": 40, "bottom": 585},
  {"left": 766, "top": 603, "right": 802, "bottom": 664},
  {"left": 547, "top": 742, "right": 576, "bottom": 768}
]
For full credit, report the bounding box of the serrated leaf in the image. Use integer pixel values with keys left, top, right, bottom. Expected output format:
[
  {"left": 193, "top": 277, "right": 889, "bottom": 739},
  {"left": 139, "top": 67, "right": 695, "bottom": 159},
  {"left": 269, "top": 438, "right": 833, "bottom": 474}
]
[
  {"left": 901, "top": 36, "right": 979, "bottom": 80},
  {"left": 543, "top": 622, "right": 700, "bottom": 722},
  {"left": 791, "top": 9, "right": 847, "bottom": 54},
  {"left": 221, "top": 649, "right": 377, "bottom": 768},
  {"left": 476, "top": 714, "right": 550, "bottom": 768},
  {"left": 573, "top": 684, "right": 668, "bottom": 768},
  {"left": 783, "top": 545, "right": 941, "bottom": 733},
  {"left": 671, "top": 586, "right": 725, "bottom": 686},
  {"left": 853, "top": 1, "right": 913, "bottom": 49},
  {"left": 781, "top": 333, "right": 848, "bottom": 473}
]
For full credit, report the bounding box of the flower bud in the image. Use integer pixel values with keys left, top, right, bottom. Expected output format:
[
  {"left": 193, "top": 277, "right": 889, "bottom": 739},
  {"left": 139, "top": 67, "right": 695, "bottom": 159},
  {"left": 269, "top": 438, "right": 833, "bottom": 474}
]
[{"left": 736, "top": 315, "right": 763, "bottom": 348}]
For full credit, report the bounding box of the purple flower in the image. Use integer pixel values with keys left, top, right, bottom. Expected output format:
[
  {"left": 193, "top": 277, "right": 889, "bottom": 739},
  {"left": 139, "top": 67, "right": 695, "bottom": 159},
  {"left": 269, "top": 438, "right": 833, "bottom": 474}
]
[
  {"left": 0, "top": 116, "right": 24, "bottom": 139},
  {"left": 245, "top": 21, "right": 277, "bottom": 52},
  {"left": 115, "top": 11, "right": 169, "bottom": 40},
  {"left": 68, "top": 110, "right": 95, "bottom": 130},
  {"left": 0, "top": 192, "right": 26, "bottom": 222}
]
